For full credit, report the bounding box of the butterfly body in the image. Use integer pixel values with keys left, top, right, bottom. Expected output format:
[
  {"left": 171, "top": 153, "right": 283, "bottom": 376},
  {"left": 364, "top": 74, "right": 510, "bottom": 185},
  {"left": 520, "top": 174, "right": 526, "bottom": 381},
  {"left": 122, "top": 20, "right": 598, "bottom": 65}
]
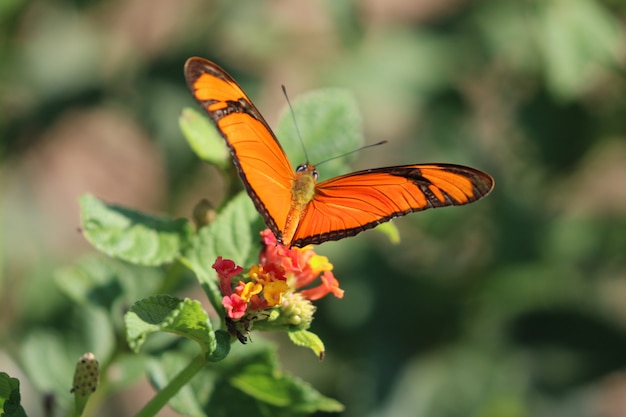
[
  {"left": 185, "top": 57, "right": 494, "bottom": 248},
  {"left": 284, "top": 163, "right": 318, "bottom": 246}
]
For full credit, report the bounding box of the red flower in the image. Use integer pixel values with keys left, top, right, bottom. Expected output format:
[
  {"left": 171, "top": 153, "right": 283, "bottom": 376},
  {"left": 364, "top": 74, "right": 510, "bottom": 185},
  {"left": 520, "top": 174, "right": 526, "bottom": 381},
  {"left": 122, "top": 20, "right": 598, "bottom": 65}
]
[
  {"left": 213, "top": 256, "right": 243, "bottom": 296},
  {"left": 211, "top": 230, "right": 343, "bottom": 329}
]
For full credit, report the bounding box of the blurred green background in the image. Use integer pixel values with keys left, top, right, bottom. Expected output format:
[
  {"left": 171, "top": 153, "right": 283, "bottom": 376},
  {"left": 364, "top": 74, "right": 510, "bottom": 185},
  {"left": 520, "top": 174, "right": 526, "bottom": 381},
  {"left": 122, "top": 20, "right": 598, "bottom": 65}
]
[{"left": 2, "top": 0, "right": 626, "bottom": 416}]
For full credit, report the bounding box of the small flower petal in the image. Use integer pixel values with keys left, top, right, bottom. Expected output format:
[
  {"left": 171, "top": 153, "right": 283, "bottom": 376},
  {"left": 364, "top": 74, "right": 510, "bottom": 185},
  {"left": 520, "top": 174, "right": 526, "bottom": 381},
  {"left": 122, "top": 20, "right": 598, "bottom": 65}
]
[
  {"left": 263, "top": 280, "right": 289, "bottom": 307},
  {"left": 240, "top": 281, "right": 263, "bottom": 302},
  {"left": 212, "top": 256, "right": 243, "bottom": 278},
  {"left": 222, "top": 294, "right": 248, "bottom": 319},
  {"left": 300, "top": 271, "right": 344, "bottom": 300},
  {"left": 308, "top": 254, "right": 333, "bottom": 275},
  {"left": 213, "top": 257, "right": 244, "bottom": 296}
]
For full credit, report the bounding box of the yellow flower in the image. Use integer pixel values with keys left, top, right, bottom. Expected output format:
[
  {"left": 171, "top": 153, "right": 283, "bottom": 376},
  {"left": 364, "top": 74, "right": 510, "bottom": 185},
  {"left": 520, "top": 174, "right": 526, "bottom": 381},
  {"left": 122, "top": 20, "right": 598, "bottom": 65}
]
[
  {"left": 263, "top": 280, "right": 289, "bottom": 307},
  {"left": 239, "top": 281, "right": 262, "bottom": 302}
]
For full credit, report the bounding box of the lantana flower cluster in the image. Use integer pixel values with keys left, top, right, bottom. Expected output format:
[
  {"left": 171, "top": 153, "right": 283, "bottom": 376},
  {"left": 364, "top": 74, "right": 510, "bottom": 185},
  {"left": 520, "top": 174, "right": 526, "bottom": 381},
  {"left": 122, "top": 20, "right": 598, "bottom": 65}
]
[{"left": 213, "top": 229, "right": 343, "bottom": 341}]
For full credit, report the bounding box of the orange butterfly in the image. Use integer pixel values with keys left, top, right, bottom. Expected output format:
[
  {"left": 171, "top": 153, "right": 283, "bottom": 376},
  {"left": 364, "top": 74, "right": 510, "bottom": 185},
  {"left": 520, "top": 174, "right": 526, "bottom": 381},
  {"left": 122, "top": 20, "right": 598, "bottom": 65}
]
[{"left": 185, "top": 57, "right": 494, "bottom": 248}]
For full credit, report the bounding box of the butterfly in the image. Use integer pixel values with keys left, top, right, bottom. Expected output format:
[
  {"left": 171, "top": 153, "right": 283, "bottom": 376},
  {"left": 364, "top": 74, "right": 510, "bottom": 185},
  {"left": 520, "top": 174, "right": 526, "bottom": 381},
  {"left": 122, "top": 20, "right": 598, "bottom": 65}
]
[{"left": 184, "top": 57, "right": 494, "bottom": 248}]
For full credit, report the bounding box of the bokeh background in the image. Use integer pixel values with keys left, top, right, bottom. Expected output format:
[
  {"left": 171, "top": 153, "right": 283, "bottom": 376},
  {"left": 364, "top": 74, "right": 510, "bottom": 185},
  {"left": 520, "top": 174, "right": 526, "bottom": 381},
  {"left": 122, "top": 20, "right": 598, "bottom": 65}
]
[{"left": 2, "top": 0, "right": 626, "bottom": 416}]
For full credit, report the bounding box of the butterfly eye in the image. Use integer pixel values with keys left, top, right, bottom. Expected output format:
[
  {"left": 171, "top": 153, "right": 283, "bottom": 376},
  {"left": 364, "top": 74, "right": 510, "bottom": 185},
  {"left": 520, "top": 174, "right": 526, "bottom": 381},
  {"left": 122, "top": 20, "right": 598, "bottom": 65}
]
[{"left": 296, "top": 164, "right": 307, "bottom": 173}]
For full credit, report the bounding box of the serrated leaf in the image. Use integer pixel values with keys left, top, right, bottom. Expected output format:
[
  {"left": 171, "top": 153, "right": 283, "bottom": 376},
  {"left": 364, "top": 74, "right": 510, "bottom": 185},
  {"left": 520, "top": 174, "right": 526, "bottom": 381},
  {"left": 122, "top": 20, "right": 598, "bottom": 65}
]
[
  {"left": 125, "top": 295, "right": 215, "bottom": 354},
  {"left": 79, "top": 194, "right": 194, "bottom": 266},
  {"left": 181, "top": 191, "right": 263, "bottom": 310},
  {"left": 179, "top": 107, "right": 230, "bottom": 168},
  {"left": 194, "top": 191, "right": 262, "bottom": 267},
  {"left": 288, "top": 330, "right": 325, "bottom": 360},
  {"left": 276, "top": 88, "right": 363, "bottom": 181},
  {"left": 0, "top": 373, "right": 28, "bottom": 417}
]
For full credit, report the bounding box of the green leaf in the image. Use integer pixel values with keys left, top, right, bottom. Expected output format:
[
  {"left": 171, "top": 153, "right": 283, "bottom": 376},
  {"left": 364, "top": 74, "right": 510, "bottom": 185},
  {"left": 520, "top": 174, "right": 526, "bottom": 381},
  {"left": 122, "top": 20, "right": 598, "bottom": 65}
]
[
  {"left": 125, "top": 295, "right": 215, "bottom": 354},
  {"left": 201, "top": 343, "right": 343, "bottom": 415},
  {"left": 228, "top": 349, "right": 344, "bottom": 414},
  {"left": 20, "top": 307, "right": 114, "bottom": 408},
  {"left": 207, "top": 330, "right": 231, "bottom": 362},
  {"left": 187, "top": 191, "right": 262, "bottom": 270},
  {"left": 181, "top": 191, "right": 263, "bottom": 311},
  {"left": 79, "top": 194, "right": 194, "bottom": 266},
  {"left": 275, "top": 88, "right": 364, "bottom": 181},
  {"left": 55, "top": 256, "right": 124, "bottom": 309},
  {"left": 55, "top": 256, "right": 164, "bottom": 312},
  {"left": 147, "top": 352, "right": 213, "bottom": 417},
  {"left": 287, "top": 330, "right": 325, "bottom": 360},
  {"left": 179, "top": 107, "right": 230, "bottom": 168},
  {"left": 0, "top": 373, "right": 27, "bottom": 417},
  {"left": 105, "top": 353, "right": 151, "bottom": 392}
]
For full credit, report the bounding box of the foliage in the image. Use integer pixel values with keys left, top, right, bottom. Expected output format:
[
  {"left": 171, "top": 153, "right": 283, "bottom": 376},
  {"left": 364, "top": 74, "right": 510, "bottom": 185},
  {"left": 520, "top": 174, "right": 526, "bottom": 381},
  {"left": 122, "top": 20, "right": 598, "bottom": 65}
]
[{"left": 2, "top": 0, "right": 626, "bottom": 416}]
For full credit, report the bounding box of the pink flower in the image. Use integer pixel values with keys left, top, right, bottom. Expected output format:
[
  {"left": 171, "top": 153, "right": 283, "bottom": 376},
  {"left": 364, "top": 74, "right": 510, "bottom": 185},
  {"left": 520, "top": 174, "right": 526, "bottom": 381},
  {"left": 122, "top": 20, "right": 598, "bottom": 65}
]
[
  {"left": 260, "top": 229, "right": 343, "bottom": 300},
  {"left": 211, "top": 229, "right": 343, "bottom": 331},
  {"left": 222, "top": 293, "right": 247, "bottom": 320}
]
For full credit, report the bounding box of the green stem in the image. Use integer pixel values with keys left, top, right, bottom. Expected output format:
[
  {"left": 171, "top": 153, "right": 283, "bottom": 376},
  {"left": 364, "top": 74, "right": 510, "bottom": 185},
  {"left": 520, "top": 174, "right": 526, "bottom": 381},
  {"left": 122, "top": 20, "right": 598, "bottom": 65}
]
[
  {"left": 135, "top": 353, "right": 207, "bottom": 417},
  {"left": 201, "top": 279, "right": 226, "bottom": 319}
]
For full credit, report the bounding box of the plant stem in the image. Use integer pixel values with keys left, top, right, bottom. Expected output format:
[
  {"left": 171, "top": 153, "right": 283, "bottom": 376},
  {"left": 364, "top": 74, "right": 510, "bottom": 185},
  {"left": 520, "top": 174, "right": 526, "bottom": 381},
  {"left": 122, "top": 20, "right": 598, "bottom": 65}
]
[{"left": 135, "top": 353, "right": 207, "bottom": 417}]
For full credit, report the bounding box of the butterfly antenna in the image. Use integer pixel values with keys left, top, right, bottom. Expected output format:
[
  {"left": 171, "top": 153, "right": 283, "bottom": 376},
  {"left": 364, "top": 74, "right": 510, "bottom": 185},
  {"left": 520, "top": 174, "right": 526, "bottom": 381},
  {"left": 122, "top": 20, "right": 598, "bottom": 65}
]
[
  {"left": 315, "top": 140, "right": 388, "bottom": 167},
  {"left": 282, "top": 85, "right": 310, "bottom": 163}
]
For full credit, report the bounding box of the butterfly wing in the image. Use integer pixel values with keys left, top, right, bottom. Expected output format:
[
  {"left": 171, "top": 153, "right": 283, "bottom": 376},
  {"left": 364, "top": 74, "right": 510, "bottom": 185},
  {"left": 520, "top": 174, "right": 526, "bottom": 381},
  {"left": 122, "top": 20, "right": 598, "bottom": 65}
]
[
  {"left": 290, "top": 163, "right": 494, "bottom": 247},
  {"left": 185, "top": 57, "right": 495, "bottom": 248},
  {"left": 184, "top": 57, "right": 294, "bottom": 241}
]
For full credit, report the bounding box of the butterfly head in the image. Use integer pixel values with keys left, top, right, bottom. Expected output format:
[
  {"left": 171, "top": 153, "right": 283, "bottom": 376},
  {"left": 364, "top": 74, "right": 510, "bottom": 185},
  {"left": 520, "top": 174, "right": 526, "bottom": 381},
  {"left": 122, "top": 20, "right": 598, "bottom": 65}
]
[{"left": 296, "top": 163, "right": 318, "bottom": 180}]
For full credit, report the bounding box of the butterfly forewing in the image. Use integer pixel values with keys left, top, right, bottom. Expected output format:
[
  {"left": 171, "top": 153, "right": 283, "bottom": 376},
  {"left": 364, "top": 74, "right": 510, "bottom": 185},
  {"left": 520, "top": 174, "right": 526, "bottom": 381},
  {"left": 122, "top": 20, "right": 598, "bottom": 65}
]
[{"left": 185, "top": 57, "right": 295, "bottom": 241}]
